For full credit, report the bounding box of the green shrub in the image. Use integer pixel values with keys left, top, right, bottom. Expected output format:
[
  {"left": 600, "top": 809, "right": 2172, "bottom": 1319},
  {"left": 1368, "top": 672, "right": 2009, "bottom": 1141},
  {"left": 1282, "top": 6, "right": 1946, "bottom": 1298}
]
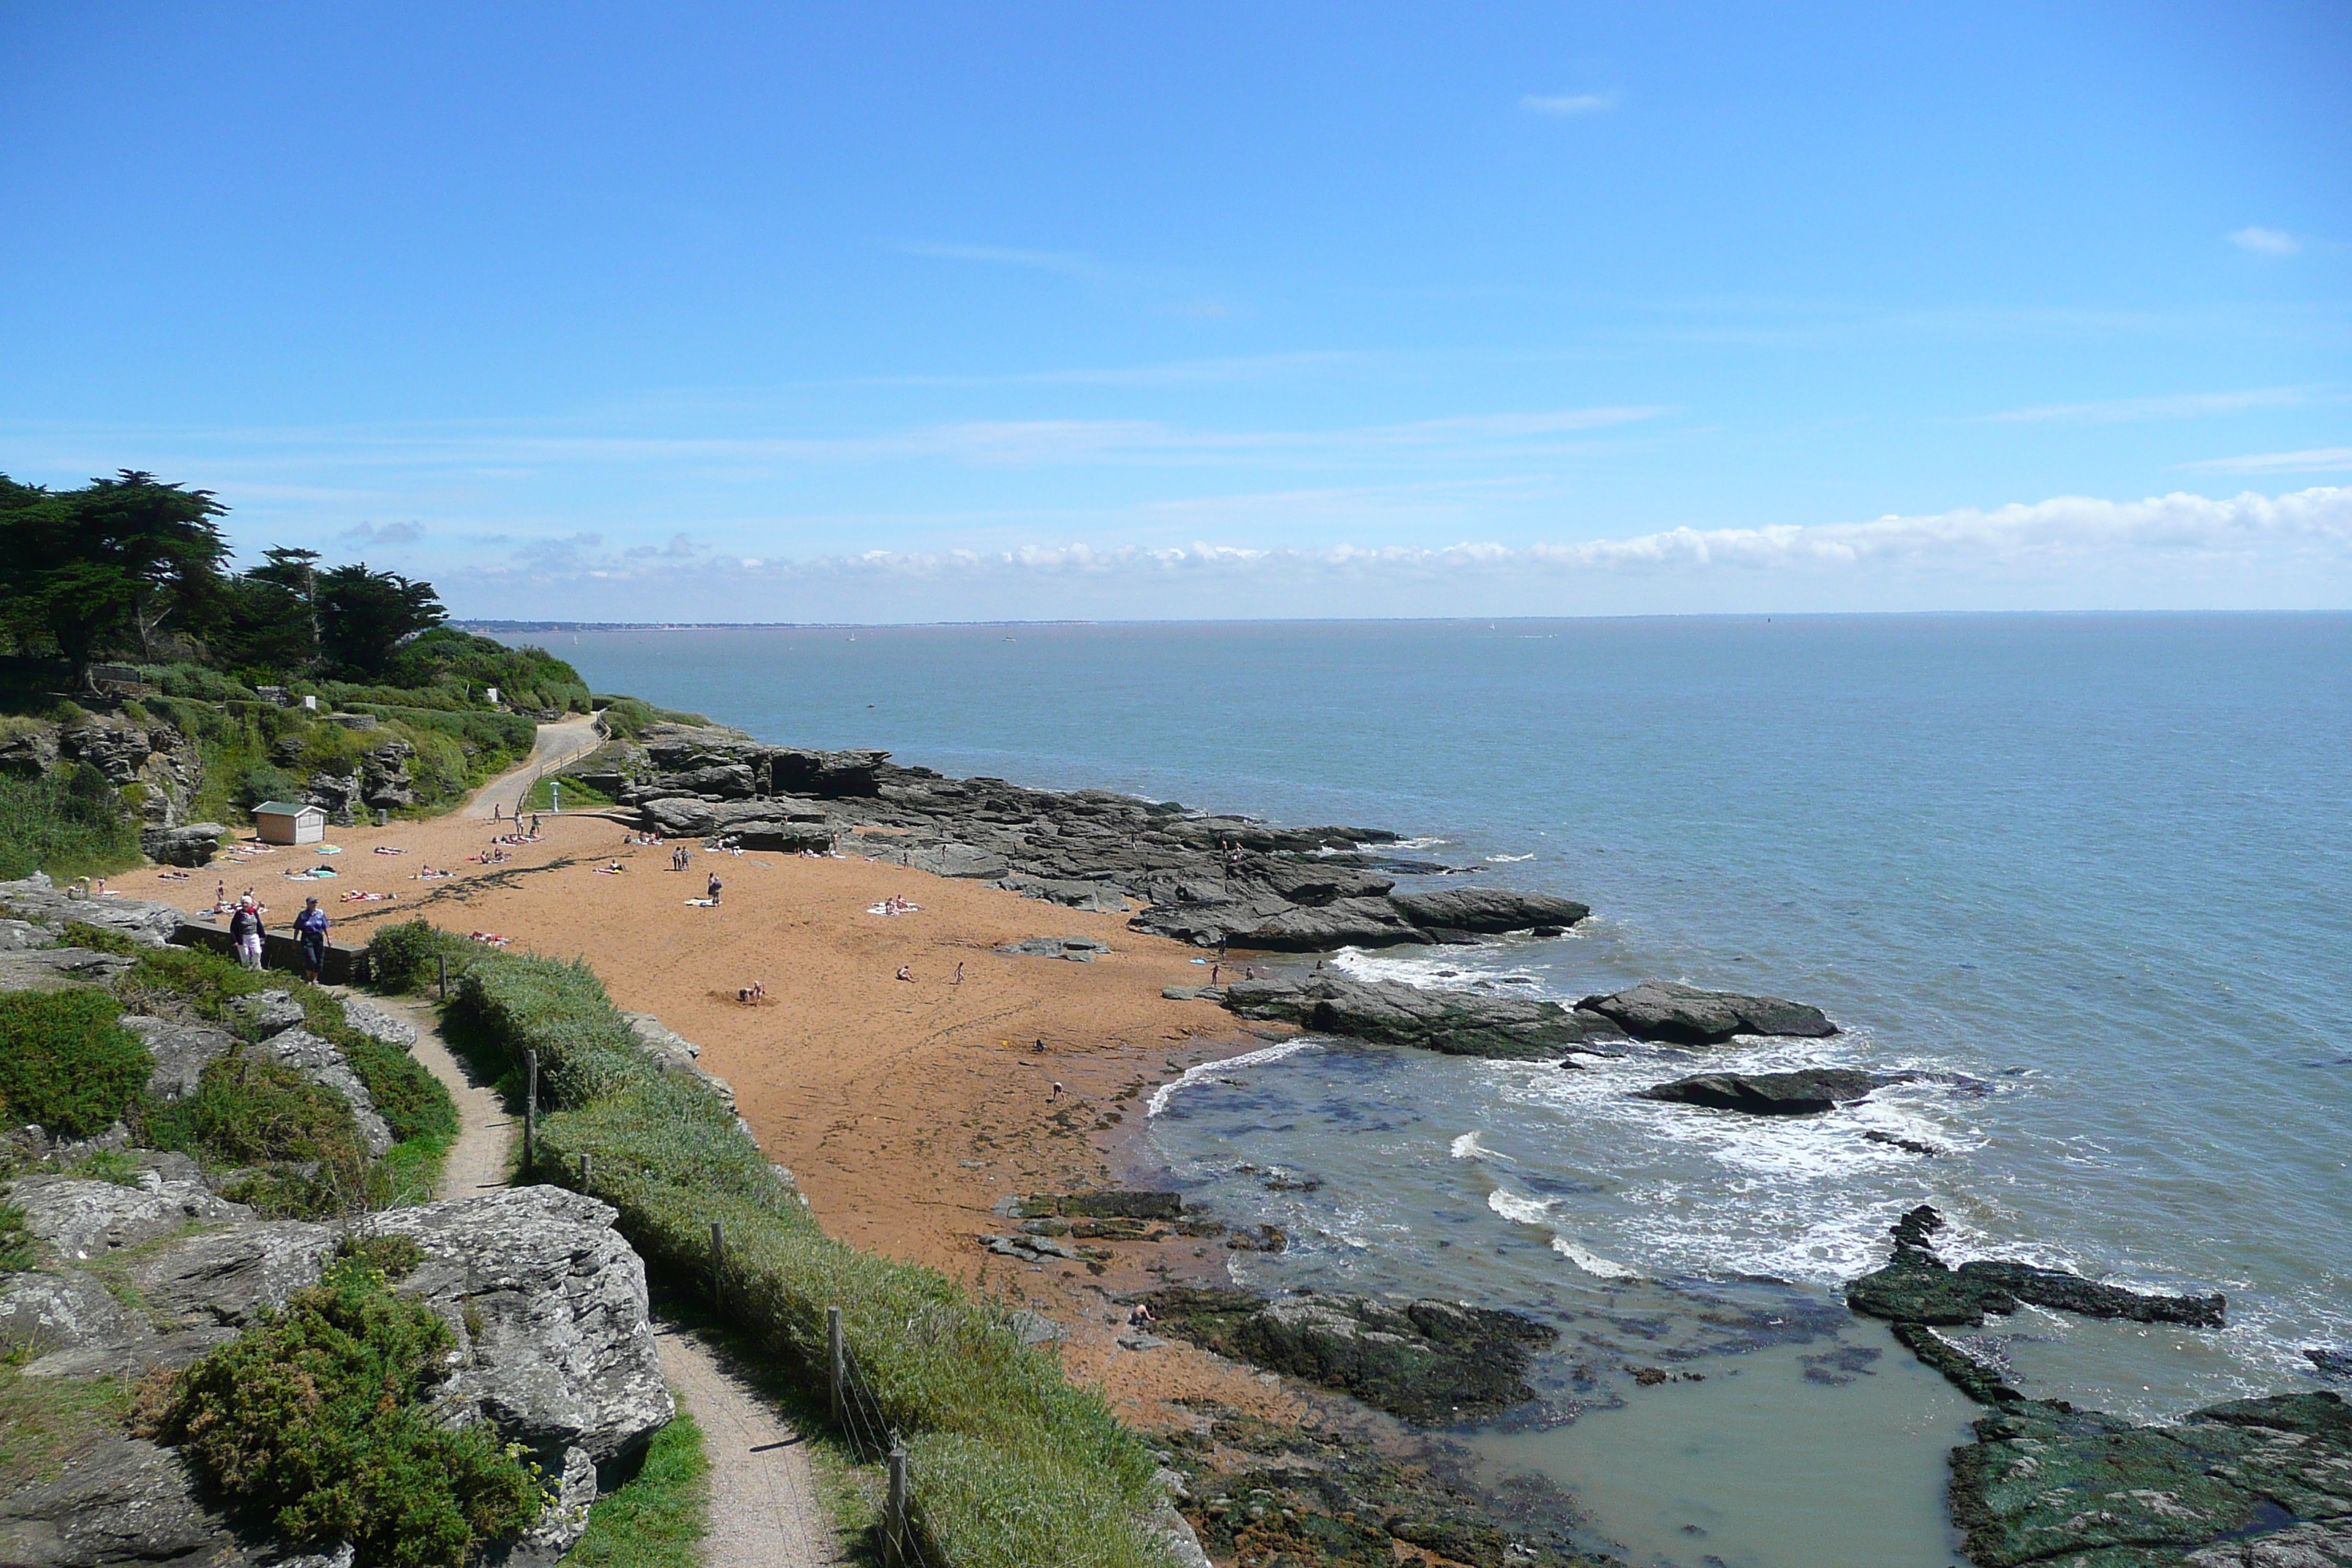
[
  {"left": 592, "top": 696, "right": 706, "bottom": 738},
  {"left": 0, "top": 768, "right": 144, "bottom": 881},
  {"left": 0, "top": 989, "right": 152, "bottom": 1138},
  {"left": 377, "top": 923, "right": 1172, "bottom": 1568},
  {"left": 138, "top": 1052, "right": 365, "bottom": 1177},
  {"left": 58, "top": 921, "right": 141, "bottom": 958},
  {"left": 337, "top": 1232, "right": 424, "bottom": 1281},
  {"left": 0, "top": 1205, "right": 30, "bottom": 1272},
  {"left": 118, "top": 946, "right": 455, "bottom": 1145},
  {"left": 140, "top": 1256, "right": 546, "bottom": 1568}
]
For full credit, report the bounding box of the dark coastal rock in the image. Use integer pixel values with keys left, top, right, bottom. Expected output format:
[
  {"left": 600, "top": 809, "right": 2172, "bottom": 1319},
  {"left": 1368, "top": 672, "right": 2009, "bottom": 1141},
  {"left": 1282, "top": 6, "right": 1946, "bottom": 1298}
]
[
  {"left": 1133, "top": 894, "right": 1428, "bottom": 951},
  {"left": 2310, "top": 1348, "right": 2352, "bottom": 1380},
  {"left": 139, "top": 821, "right": 228, "bottom": 867},
  {"left": 1142, "top": 1286, "right": 1558, "bottom": 1425},
  {"left": 1638, "top": 1067, "right": 1886, "bottom": 1115},
  {"left": 1578, "top": 981, "right": 1837, "bottom": 1044},
  {"left": 996, "top": 936, "right": 1112, "bottom": 962},
  {"left": 1950, "top": 1392, "right": 2352, "bottom": 1568},
  {"left": 986, "top": 874, "right": 1132, "bottom": 913},
  {"left": 1389, "top": 889, "right": 1591, "bottom": 935},
  {"left": 1847, "top": 1220, "right": 2224, "bottom": 1332},
  {"left": 1006, "top": 1190, "right": 1186, "bottom": 1221},
  {"left": 1223, "top": 975, "right": 1621, "bottom": 1060}
]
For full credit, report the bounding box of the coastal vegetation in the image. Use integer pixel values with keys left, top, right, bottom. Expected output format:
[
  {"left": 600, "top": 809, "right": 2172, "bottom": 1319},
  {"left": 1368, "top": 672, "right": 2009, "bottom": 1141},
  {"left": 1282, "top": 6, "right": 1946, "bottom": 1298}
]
[
  {"left": 134, "top": 1253, "right": 549, "bottom": 1568},
  {"left": 0, "top": 467, "right": 591, "bottom": 878},
  {"left": 364, "top": 919, "right": 1181, "bottom": 1568},
  {"left": 0, "top": 987, "right": 154, "bottom": 1139}
]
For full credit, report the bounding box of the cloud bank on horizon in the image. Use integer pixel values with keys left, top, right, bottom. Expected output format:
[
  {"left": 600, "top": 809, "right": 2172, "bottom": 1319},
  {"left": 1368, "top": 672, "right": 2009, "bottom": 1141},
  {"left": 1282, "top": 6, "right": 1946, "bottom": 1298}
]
[{"left": 426, "top": 485, "right": 2352, "bottom": 622}]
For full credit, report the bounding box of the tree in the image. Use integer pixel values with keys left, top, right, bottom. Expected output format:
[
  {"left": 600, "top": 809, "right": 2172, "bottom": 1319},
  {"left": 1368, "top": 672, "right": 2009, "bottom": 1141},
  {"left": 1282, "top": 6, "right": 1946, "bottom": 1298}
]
[
  {"left": 211, "top": 575, "right": 320, "bottom": 679},
  {"left": 0, "top": 472, "right": 231, "bottom": 682},
  {"left": 316, "top": 564, "right": 445, "bottom": 677},
  {"left": 246, "top": 547, "right": 324, "bottom": 658}
]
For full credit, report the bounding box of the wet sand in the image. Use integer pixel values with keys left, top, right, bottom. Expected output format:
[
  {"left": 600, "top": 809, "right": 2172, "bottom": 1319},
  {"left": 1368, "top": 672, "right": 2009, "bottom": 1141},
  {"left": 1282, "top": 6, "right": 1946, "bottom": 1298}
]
[{"left": 120, "top": 798, "right": 1299, "bottom": 1424}]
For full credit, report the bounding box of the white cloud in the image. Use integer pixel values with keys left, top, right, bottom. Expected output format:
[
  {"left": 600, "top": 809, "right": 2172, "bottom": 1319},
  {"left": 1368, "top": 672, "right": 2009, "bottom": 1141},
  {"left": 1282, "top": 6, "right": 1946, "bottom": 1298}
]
[
  {"left": 2228, "top": 227, "right": 2302, "bottom": 257},
  {"left": 445, "top": 486, "right": 2352, "bottom": 599},
  {"left": 1975, "top": 386, "right": 2321, "bottom": 425},
  {"left": 337, "top": 519, "right": 426, "bottom": 545},
  {"left": 1521, "top": 91, "right": 1620, "bottom": 115},
  {"left": 2177, "top": 447, "right": 2352, "bottom": 475}
]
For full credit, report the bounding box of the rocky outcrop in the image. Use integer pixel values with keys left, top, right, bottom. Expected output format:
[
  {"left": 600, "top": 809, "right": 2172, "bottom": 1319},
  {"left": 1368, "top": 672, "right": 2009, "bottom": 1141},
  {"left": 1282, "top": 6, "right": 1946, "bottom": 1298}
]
[
  {"left": 138, "top": 822, "right": 227, "bottom": 867},
  {"left": 1847, "top": 1205, "right": 2225, "bottom": 1335},
  {"left": 0, "top": 876, "right": 185, "bottom": 946},
  {"left": 1950, "top": 1393, "right": 2352, "bottom": 1568},
  {"left": 619, "top": 1012, "right": 739, "bottom": 1115},
  {"left": 1638, "top": 1067, "right": 1887, "bottom": 1115},
  {"left": 1143, "top": 1286, "right": 1558, "bottom": 1425},
  {"left": 6, "top": 1174, "right": 255, "bottom": 1263},
  {"left": 1577, "top": 981, "right": 1837, "bottom": 1044},
  {"left": 361, "top": 1188, "right": 674, "bottom": 1477},
  {"left": 1387, "top": 889, "right": 1590, "bottom": 938},
  {"left": 996, "top": 936, "right": 1112, "bottom": 962},
  {"left": 335, "top": 996, "right": 417, "bottom": 1051},
  {"left": 603, "top": 723, "right": 1608, "bottom": 952},
  {"left": 0, "top": 1187, "right": 669, "bottom": 1566},
  {"left": 251, "top": 1027, "right": 393, "bottom": 1158},
  {"left": 1222, "top": 975, "right": 1624, "bottom": 1059}
]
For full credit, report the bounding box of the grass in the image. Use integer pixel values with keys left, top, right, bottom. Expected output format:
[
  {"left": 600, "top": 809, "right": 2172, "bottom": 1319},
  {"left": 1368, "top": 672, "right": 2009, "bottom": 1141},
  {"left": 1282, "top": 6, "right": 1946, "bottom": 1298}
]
[
  {"left": 0, "top": 768, "right": 144, "bottom": 882},
  {"left": 366, "top": 919, "right": 1177, "bottom": 1568},
  {"left": 0, "top": 1367, "right": 134, "bottom": 1490},
  {"left": 520, "top": 773, "right": 616, "bottom": 813},
  {"left": 560, "top": 1406, "right": 709, "bottom": 1568}
]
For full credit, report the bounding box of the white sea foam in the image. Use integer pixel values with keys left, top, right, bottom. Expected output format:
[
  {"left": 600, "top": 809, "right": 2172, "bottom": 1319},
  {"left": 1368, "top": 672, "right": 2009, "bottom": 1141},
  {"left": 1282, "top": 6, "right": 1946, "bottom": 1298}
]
[
  {"left": 1450, "top": 1131, "right": 1514, "bottom": 1162},
  {"left": 1550, "top": 1237, "right": 1643, "bottom": 1279},
  {"left": 1485, "top": 1187, "right": 1556, "bottom": 1226},
  {"left": 1485, "top": 852, "right": 1536, "bottom": 862},
  {"left": 1147, "top": 1039, "right": 1322, "bottom": 1117}
]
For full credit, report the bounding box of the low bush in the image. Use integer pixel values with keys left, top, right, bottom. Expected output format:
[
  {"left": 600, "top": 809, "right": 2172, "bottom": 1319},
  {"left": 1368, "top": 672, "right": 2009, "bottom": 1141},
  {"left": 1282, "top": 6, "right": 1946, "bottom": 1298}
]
[
  {"left": 137, "top": 1256, "right": 546, "bottom": 1568},
  {"left": 592, "top": 696, "right": 706, "bottom": 737},
  {"left": 368, "top": 921, "right": 1172, "bottom": 1568},
  {"left": 118, "top": 947, "right": 455, "bottom": 1145},
  {"left": 139, "top": 1052, "right": 366, "bottom": 1178},
  {"left": 0, "top": 1205, "right": 31, "bottom": 1271},
  {"left": 0, "top": 989, "right": 152, "bottom": 1138},
  {"left": 58, "top": 920, "right": 141, "bottom": 958}
]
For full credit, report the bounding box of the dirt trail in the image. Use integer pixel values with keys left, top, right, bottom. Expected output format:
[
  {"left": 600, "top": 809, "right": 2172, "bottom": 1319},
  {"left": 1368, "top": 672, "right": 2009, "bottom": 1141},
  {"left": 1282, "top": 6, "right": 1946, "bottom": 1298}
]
[
  {"left": 656, "top": 1327, "right": 844, "bottom": 1567},
  {"left": 378, "top": 992, "right": 511, "bottom": 1198}
]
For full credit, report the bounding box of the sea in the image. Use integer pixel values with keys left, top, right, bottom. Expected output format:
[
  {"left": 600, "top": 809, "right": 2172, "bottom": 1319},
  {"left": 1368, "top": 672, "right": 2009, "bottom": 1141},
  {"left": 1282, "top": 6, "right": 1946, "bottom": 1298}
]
[{"left": 537, "top": 614, "right": 2352, "bottom": 1568}]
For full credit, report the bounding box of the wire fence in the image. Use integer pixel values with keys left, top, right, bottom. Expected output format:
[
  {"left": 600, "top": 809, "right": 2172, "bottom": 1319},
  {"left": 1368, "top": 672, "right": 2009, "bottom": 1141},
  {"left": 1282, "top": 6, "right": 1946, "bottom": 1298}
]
[{"left": 825, "top": 1304, "right": 937, "bottom": 1567}]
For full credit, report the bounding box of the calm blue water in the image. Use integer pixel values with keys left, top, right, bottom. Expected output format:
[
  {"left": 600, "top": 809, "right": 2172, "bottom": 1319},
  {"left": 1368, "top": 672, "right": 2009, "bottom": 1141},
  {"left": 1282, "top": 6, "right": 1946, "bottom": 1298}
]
[{"left": 539, "top": 614, "right": 2352, "bottom": 1567}]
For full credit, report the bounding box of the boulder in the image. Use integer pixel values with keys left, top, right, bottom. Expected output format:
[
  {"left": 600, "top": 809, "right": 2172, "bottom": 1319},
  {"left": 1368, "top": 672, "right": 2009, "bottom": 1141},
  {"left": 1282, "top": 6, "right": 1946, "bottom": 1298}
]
[
  {"left": 996, "top": 936, "right": 1112, "bottom": 962},
  {"left": 986, "top": 874, "right": 1132, "bottom": 913},
  {"left": 362, "top": 1186, "right": 674, "bottom": 1475},
  {"left": 118, "top": 1219, "right": 338, "bottom": 1346},
  {"left": 1578, "top": 981, "right": 1837, "bottom": 1044},
  {"left": 1135, "top": 895, "right": 1426, "bottom": 951},
  {"left": 0, "top": 947, "right": 135, "bottom": 992},
  {"left": 619, "top": 1012, "right": 737, "bottom": 1115},
  {"left": 0, "top": 920, "right": 56, "bottom": 951},
  {"left": 1143, "top": 1286, "right": 1558, "bottom": 1424},
  {"left": 138, "top": 822, "right": 228, "bottom": 868},
  {"left": 250, "top": 1029, "right": 393, "bottom": 1158},
  {"left": 334, "top": 995, "right": 416, "bottom": 1051},
  {"left": 1950, "top": 1393, "right": 2352, "bottom": 1568},
  {"left": 1389, "top": 888, "right": 1591, "bottom": 935},
  {"left": 5, "top": 1175, "right": 254, "bottom": 1262},
  {"left": 1638, "top": 1067, "right": 1886, "bottom": 1115},
  {"left": 1224, "top": 975, "right": 1621, "bottom": 1059},
  {"left": 0, "top": 1268, "right": 159, "bottom": 1376},
  {"left": 0, "top": 1426, "right": 272, "bottom": 1567},
  {"left": 228, "top": 989, "right": 308, "bottom": 1038},
  {"left": 903, "top": 842, "right": 1011, "bottom": 880}
]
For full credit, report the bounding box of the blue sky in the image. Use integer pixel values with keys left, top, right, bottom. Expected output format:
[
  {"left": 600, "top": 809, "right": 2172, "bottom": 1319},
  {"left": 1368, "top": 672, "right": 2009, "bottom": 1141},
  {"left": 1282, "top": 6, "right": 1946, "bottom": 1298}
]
[{"left": 4, "top": 2, "right": 2348, "bottom": 619}]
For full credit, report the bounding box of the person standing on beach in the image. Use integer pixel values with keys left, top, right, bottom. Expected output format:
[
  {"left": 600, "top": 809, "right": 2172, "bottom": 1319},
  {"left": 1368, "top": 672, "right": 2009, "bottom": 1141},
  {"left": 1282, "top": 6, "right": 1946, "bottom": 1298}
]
[
  {"left": 706, "top": 871, "right": 723, "bottom": 905},
  {"left": 229, "top": 898, "right": 265, "bottom": 970},
  {"left": 295, "top": 897, "right": 329, "bottom": 982}
]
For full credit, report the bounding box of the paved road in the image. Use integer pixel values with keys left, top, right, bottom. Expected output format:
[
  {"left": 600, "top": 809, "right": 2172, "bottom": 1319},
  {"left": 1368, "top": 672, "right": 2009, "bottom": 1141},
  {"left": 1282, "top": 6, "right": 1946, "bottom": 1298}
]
[{"left": 470, "top": 712, "right": 606, "bottom": 822}]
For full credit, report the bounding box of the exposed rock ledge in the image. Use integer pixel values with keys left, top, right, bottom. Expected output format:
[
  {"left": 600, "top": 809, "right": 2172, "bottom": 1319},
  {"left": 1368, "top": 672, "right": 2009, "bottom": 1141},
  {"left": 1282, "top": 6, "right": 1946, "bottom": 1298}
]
[
  {"left": 1577, "top": 981, "right": 1838, "bottom": 1044},
  {"left": 1222, "top": 974, "right": 1626, "bottom": 1060}
]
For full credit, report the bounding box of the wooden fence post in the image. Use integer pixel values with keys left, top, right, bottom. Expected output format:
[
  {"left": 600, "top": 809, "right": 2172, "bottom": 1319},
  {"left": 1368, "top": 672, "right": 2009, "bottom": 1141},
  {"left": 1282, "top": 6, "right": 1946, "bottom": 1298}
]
[
  {"left": 709, "top": 1221, "right": 725, "bottom": 1313},
  {"left": 523, "top": 1049, "right": 538, "bottom": 1176},
  {"left": 827, "top": 1306, "right": 845, "bottom": 1430},
  {"left": 577, "top": 1152, "right": 592, "bottom": 1191},
  {"left": 886, "top": 1442, "right": 909, "bottom": 1567}
]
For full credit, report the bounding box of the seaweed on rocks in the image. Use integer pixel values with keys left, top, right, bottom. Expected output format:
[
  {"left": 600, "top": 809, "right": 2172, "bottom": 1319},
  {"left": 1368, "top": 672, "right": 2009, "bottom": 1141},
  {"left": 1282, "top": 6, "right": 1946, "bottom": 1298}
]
[
  {"left": 1948, "top": 1392, "right": 2352, "bottom": 1567},
  {"left": 1847, "top": 1205, "right": 2225, "bottom": 1335},
  {"left": 1159, "top": 1405, "right": 1601, "bottom": 1568},
  {"left": 1141, "top": 1286, "right": 1559, "bottom": 1425}
]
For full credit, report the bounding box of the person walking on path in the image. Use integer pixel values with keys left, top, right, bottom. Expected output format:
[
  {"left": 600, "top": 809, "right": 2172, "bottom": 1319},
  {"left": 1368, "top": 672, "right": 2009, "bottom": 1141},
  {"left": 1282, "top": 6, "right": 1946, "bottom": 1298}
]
[
  {"left": 295, "top": 897, "right": 329, "bottom": 983},
  {"left": 229, "top": 897, "right": 265, "bottom": 970}
]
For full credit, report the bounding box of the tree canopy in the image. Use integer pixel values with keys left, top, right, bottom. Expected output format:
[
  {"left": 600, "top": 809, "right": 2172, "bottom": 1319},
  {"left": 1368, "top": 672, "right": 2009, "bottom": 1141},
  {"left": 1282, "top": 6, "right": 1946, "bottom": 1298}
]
[{"left": 0, "top": 472, "right": 231, "bottom": 680}]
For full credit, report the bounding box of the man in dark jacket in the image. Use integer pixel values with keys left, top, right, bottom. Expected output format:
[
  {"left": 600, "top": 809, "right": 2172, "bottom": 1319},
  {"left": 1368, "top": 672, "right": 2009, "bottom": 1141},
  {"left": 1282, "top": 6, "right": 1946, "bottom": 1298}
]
[{"left": 294, "top": 897, "right": 329, "bottom": 983}]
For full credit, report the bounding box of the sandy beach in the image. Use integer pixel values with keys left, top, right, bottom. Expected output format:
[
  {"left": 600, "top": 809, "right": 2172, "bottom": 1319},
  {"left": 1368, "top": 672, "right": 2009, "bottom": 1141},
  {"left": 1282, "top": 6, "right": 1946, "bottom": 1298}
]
[{"left": 118, "top": 766, "right": 1305, "bottom": 1426}]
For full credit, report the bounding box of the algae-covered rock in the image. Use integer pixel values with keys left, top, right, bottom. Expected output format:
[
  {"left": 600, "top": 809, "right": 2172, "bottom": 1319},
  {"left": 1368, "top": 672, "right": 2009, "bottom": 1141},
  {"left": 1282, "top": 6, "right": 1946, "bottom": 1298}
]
[
  {"left": 1847, "top": 1206, "right": 2223, "bottom": 1330},
  {"left": 1143, "top": 1286, "right": 1558, "bottom": 1424},
  {"left": 1950, "top": 1392, "right": 2352, "bottom": 1567}
]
